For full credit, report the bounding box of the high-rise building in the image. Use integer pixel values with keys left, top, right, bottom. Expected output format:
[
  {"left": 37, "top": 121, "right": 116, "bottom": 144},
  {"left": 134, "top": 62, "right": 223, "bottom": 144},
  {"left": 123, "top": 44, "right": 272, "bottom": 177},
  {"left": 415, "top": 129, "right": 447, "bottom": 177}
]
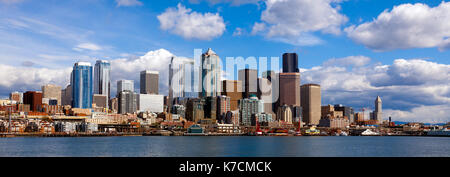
[
  {"left": 61, "top": 85, "right": 72, "bottom": 106},
  {"left": 138, "top": 94, "right": 164, "bottom": 113},
  {"left": 238, "top": 69, "right": 258, "bottom": 98},
  {"left": 71, "top": 62, "right": 93, "bottom": 109},
  {"left": 239, "top": 96, "right": 264, "bottom": 126},
  {"left": 9, "top": 91, "right": 23, "bottom": 104},
  {"left": 221, "top": 80, "right": 243, "bottom": 111},
  {"left": 301, "top": 84, "right": 321, "bottom": 125},
  {"left": 279, "top": 73, "right": 300, "bottom": 106},
  {"left": 94, "top": 60, "right": 111, "bottom": 107},
  {"left": 371, "top": 96, "right": 382, "bottom": 124},
  {"left": 42, "top": 84, "right": 61, "bottom": 105},
  {"left": 201, "top": 48, "right": 222, "bottom": 98},
  {"left": 23, "top": 91, "right": 43, "bottom": 112},
  {"left": 282, "top": 53, "right": 299, "bottom": 73},
  {"left": 259, "top": 71, "right": 279, "bottom": 119},
  {"left": 117, "top": 80, "right": 134, "bottom": 95},
  {"left": 118, "top": 90, "right": 138, "bottom": 114},
  {"left": 168, "top": 57, "right": 198, "bottom": 108},
  {"left": 217, "top": 95, "right": 231, "bottom": 123},
  {"left": 140, "top": 70, "right": 159, "bottom": 94}
]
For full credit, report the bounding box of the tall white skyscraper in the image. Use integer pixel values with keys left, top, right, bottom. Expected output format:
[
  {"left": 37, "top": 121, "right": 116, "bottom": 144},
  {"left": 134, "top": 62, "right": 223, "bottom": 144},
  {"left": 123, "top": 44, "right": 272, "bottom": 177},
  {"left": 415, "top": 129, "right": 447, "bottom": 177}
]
[
  {"left": 94, "top": 60, "right": 111, "bottom": 107},
  {"left": 201, "top": 48, "right": 222, "bottom": 98}
]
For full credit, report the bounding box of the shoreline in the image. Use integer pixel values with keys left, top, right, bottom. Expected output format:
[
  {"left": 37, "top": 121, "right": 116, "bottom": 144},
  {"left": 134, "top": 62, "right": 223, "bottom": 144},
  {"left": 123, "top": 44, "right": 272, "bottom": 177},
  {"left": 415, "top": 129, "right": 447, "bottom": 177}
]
[{"left": 1, "top": 133, "right": 448, "bottom": 138}]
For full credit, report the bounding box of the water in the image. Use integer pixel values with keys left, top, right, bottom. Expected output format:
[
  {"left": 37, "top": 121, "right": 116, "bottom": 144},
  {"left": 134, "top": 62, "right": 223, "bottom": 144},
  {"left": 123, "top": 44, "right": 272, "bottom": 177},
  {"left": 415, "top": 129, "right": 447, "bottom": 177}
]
[{"left": 0, "top": 136, "right": 449, "bottom": 157}]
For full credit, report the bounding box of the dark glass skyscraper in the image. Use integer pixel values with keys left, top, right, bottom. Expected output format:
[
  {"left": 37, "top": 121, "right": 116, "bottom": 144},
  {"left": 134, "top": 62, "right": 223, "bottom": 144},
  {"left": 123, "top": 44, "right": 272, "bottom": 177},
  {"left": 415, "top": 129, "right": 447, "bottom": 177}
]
[
  {"left": 282, "top": 53, "right": 299, "bottom": 73},
  {"left": 71, "top": 62, "right": 93, "bottom": 109}
]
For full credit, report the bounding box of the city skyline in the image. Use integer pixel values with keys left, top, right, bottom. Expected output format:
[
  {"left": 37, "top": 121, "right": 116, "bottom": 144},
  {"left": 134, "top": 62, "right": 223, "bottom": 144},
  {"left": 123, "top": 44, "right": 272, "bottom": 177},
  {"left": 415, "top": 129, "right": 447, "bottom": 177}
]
[{"left": 0, "top": 0, "right": 449, "bottom": 123}]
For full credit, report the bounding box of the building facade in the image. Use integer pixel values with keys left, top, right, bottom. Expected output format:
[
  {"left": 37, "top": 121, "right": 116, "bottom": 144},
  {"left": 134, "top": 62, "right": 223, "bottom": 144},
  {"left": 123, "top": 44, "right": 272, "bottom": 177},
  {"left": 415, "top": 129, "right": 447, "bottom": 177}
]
[
  {"left": 42, "top": 84, "right": 61, "bottom": 106},
  {"left": 9, "top": 92, "right": 23, "bottom": 104},
  {"left": 301, "top": 84, "right": 321, "bottom": 125},
  {"left": 117, "top": 80, "right": 134, "bottom": 95},
  {"left": 221, "top": 80, "right": 243, "bottom": 111},
  {"left": 118, "top": 90, "right": 138, "bottom": 114},
  {"left": 279, "top": 73, "right": 301, "bottom": 106},
  {"left": 140, "top": 70, "right": 159, "bottom": 95},
  {"left": 23, "top": 91, "right": 43, "bottom": 112},
  {"left": 239, "top": 97, "right": 264, "bottom": 126},
  {"left": 137, "top": 94, "right": 164, "bottom": 113}
]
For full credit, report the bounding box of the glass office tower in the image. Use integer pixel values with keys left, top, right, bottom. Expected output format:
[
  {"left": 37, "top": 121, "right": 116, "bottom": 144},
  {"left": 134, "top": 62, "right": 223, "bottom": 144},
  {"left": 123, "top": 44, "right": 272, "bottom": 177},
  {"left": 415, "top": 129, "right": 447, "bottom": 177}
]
[{"left": 72, "top": 62, "right": 93, "bottom": 109}]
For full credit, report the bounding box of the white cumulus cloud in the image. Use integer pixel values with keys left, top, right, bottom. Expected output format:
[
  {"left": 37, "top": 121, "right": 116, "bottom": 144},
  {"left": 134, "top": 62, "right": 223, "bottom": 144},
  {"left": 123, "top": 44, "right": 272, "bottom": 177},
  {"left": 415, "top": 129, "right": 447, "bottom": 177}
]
[
  {"left": 252, "top": 0, "right": 348, "bottom": 45},
  {"left": 157, "top": 3, "right": 226, "bottom": 40},
  {"left": 345, "top": 2, "right": 450, "bottom": 51}
]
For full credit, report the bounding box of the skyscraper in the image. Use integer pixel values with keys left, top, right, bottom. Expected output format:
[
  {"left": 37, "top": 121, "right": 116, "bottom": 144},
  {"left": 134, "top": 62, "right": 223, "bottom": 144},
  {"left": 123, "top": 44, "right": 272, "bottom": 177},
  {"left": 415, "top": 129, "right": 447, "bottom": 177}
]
[
  {"left": 301, "top": 84, "right": 321, "bottom": 125},
  {"left": 169, "top": 57, "right": 198, "bottom": 107},
  {"left": 117, "top": 80, "right": 134, "bottom": 95},
  {"left": 217, "top": 95, "right": 231, "bottom": 123},
  {"left": 140, "top": 70, "right": 159, "bottom": 94},
  {"left": 372, "top": 96, "right": 383, "bottom": 124},
  {"left": 279, "top": 73, "right": 300, "bottom": 106},
  {"left": 238, "top": 69, "right": 258, "bottom": 98},
  {"left": 201, "top": 48, "right": 222, "bottom": 98},
  {"left": 71, "top": 62, "right": 93, "bottom": 109},
  {"left": 282, "top": 53, "right": 299, "bottom": 73},
  {"left": 42, "top": 84, "right": 61, "bottom": 105},
  {"left": 118, "top": 90, "right": 138, "bottom": 114},
  {"left": 94, "top": 60, "right": 111, "bottom": 106},
  {"left": 61, "top": 85, "right": 72, "bottom": 106},
  {"left": 259, "top": 71, "right": 279, "bottom": 119}
]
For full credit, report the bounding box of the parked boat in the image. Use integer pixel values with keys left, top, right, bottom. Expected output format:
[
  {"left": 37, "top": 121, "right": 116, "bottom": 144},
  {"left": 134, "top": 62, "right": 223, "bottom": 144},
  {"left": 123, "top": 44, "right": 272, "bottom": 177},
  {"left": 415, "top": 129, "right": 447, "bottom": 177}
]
[{"left": 361, "top": 129, "right": 380, "bottom": 136}]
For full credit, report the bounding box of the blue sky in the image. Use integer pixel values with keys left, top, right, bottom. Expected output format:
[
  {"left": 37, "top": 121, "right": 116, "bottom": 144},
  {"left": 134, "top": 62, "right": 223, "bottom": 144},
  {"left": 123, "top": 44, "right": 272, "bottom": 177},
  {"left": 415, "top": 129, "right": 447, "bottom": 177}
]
[{"left": 0, "top": 0, "right": 449, "bottom": 123}]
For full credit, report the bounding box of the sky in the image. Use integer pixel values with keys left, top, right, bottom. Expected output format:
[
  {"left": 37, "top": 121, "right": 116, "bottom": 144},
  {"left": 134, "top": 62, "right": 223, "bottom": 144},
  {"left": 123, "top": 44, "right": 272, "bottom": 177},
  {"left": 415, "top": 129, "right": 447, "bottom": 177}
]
[{"left": 0, "top": 0, "right": 449, "bottom": 123}]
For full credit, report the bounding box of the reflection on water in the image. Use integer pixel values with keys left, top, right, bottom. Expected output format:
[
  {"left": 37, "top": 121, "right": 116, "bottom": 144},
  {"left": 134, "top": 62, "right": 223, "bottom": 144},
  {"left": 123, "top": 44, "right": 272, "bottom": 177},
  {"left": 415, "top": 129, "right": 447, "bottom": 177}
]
[{"left": 0, "top": 136, "right": 449, "bottom": 157}]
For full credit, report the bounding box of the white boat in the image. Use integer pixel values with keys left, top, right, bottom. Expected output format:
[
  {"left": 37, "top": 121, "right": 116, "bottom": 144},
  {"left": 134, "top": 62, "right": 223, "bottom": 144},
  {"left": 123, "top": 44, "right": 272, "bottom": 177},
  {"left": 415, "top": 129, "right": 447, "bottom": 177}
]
[{"left": 361, "top": 129, "right": 380, "bottom": 136}]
